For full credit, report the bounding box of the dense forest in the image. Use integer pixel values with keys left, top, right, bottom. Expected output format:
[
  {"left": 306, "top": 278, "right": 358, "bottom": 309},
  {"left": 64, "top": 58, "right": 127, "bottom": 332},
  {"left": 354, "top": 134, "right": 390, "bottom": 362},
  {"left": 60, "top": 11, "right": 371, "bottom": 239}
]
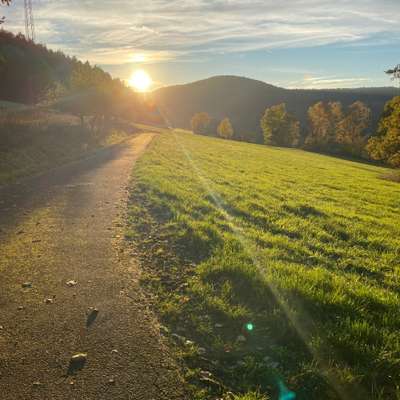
[{"left": 153, "top": 75, "right": 398, "bottom": 142}]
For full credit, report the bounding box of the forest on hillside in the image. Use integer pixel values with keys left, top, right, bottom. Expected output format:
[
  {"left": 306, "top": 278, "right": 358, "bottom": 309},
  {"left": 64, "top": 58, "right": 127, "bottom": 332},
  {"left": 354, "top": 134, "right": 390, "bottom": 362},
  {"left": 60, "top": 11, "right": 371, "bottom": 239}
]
[
  {"left": 0, "top": 30, "right": 162, "bottom": 125},
  {"left": 168, "top": 74, "right": 400, "bottom": 168},
  {"left": 153, "top": 75, "right": 399, "bottom": 143}
]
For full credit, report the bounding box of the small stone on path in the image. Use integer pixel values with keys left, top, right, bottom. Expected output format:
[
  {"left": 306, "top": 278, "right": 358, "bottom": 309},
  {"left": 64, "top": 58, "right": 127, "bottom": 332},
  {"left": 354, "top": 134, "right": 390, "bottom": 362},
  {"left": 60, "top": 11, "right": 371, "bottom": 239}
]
[{"left": 67, "top": 353, "right": 87, "bottom": 375}]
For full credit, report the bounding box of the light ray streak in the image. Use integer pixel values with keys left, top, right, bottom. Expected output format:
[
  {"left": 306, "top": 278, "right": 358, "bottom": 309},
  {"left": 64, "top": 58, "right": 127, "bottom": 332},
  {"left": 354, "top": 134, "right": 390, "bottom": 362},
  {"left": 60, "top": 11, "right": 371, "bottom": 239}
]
[{"left": 172, "top": 130, "right": 366, "bottom": 400}]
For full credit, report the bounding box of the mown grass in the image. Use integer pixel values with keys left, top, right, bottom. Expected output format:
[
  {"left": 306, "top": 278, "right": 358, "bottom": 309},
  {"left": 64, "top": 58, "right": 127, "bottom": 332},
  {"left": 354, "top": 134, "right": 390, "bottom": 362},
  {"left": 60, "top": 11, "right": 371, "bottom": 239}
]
[{"left": 127, "top": 130, "right": 400, "bottom": 400}]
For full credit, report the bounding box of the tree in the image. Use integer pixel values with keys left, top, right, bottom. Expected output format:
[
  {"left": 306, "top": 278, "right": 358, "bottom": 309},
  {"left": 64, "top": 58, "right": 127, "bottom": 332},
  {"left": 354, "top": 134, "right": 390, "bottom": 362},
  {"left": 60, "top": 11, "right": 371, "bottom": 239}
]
[
  {"left": 305, "top": 101, "right": 343, "bottom": 151},
  {"left": 260, "top": 103, "right": 300, "bottom": 147},
  {"left": 386, "top": 64, "right": 400, "bottom": 85},
  {"left": 1, "top": 0, "right": 11, "bottom": 25},
  {"left": 217, "top": 117, "right": 234, "bottom": 139},
  {"left": 367, "top": 96, "right": 400, "bottom": 167},
  {"left": 191, "top": 112, "right": 212, "bottom": 135},
  {"left": 336, "top": 101, "right": 371, "bottom": 157}
]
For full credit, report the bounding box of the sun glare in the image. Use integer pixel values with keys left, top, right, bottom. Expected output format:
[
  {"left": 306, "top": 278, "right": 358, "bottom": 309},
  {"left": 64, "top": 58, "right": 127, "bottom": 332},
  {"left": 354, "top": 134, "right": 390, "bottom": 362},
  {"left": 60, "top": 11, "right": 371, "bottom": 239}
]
[{"left": 128, "top": 70, "right": 152, "bottom": 92}]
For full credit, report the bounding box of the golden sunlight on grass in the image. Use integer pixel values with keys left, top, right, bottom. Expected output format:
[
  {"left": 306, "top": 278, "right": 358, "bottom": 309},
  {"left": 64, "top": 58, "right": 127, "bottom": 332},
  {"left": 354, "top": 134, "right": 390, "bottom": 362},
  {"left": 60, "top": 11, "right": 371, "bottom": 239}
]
[{"left": 128, "top": 69, "right": 153, "bottom": 92}]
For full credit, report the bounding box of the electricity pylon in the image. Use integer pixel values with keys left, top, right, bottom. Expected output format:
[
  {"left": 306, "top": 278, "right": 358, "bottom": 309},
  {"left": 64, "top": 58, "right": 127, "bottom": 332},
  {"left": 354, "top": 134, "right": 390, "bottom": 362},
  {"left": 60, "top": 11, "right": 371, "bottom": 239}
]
[{"left": 24, "top": 0, "right": 35, "bottom": 41}]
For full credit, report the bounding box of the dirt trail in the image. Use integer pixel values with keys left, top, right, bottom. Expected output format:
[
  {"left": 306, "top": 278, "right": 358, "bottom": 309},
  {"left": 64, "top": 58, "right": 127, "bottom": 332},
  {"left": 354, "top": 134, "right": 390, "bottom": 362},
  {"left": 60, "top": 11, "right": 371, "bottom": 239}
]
[{"left": 0, "top": 133, "right": 185, "bottom": 399}]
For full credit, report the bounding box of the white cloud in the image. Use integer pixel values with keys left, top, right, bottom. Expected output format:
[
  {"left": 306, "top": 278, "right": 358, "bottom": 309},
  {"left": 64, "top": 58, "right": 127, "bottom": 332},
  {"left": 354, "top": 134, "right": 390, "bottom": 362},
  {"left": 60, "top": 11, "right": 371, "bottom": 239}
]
[
  {"left": 2, "top": 1, "right": 400, "bottom": 68},
  {"left": 287, "top": 75, "right": 373, "bottom": 89}
]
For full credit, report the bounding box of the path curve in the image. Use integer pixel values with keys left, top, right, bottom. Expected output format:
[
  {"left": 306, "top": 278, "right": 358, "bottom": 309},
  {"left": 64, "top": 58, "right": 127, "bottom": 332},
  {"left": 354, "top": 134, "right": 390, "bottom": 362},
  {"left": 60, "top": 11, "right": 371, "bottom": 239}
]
[{"left": 0, "top": 133, "right": 185, "bottom": 400}]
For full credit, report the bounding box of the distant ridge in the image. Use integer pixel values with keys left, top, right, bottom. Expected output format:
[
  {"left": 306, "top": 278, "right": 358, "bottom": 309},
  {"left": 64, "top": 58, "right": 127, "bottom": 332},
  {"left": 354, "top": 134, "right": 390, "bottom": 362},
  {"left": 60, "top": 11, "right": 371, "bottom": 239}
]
[{"left": 152, "top": 75, "right": 398, "bottom": 142}]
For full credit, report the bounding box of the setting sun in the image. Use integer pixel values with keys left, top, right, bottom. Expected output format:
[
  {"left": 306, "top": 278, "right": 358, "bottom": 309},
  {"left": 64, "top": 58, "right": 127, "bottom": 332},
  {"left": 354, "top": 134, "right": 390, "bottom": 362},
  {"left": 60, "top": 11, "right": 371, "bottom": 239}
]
[{"left": 128, "top": 70, "right": 152, "bottom": 92}]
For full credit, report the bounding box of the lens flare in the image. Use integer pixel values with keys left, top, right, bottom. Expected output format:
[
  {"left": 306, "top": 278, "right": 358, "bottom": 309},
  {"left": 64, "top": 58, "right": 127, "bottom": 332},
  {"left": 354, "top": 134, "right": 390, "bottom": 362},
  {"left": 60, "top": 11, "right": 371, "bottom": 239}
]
[
  {"left": 278, "top": 380, "right": 296, "bottom": 400},
  {"left": 245, "top": 322, "right": 254, "bottom": 331}
]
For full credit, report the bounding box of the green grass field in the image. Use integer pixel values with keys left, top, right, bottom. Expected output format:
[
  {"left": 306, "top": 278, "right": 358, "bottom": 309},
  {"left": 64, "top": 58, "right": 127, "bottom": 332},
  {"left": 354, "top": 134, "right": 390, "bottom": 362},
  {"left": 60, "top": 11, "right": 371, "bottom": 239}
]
[{"left": 127, "top": 130, "right": 400, "bottom": 400}]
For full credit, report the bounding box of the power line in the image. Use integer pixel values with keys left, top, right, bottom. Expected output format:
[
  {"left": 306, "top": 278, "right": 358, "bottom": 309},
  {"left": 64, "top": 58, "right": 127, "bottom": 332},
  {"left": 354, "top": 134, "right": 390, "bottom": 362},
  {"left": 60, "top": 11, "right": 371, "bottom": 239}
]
[{"left": 24, "top": 0, "right": 35, "bottom": 41}]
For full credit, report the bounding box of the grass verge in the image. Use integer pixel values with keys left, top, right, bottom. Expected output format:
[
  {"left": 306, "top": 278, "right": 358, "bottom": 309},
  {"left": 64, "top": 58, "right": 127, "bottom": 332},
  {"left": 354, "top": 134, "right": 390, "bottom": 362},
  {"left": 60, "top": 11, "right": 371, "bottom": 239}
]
[
  {"left": 0, "top": 109, "right": 136, "bottom": 185},
  {"left": 127, "top": 130, "right": 400, "bottom": 400}
]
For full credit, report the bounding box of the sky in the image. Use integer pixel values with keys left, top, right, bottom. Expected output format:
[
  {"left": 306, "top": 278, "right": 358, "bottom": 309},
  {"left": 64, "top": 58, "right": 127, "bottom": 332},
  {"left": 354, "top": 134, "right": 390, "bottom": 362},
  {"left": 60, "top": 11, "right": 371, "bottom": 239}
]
[{"left": 2, "top": 0, "right": 400, "bottom": 90}]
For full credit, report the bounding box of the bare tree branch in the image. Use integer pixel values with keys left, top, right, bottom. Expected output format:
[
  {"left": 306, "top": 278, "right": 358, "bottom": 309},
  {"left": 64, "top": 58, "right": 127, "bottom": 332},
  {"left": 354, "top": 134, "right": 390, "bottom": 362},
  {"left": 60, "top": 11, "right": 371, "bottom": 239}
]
[
  {"left": 1, "top": 0, "right": 11, "bottom": 25},
  {"left": 385, "top": 64, "right": 400, "bottom": 82}
]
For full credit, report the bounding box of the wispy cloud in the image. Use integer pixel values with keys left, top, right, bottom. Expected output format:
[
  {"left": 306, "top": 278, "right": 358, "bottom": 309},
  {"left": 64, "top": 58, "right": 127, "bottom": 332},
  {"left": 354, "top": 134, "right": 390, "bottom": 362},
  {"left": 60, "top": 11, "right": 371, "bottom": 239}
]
[
  {"left": 288, "top": 75, "right": 373, "bottom": 89},
  {"left": 3, "top": 0, "right": 400, "bottom": 65},
  {"left": 2, "top": 1, "right": 399, "bottom": 88}
]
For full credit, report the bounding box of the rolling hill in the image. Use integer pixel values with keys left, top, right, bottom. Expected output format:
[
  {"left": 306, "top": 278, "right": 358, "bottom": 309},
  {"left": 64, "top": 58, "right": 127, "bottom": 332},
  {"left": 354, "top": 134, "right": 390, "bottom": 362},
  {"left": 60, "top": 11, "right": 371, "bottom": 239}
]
[{"left": 152, "top": 76, "right": 398, "bottom": 142}]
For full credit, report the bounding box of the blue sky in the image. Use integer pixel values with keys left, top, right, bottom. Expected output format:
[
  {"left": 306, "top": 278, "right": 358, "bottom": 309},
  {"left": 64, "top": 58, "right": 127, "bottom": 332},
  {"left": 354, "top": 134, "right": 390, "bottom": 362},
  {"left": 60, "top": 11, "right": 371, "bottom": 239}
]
[{"left": 3, "top": 0, "right": 400, "bottom": 89}]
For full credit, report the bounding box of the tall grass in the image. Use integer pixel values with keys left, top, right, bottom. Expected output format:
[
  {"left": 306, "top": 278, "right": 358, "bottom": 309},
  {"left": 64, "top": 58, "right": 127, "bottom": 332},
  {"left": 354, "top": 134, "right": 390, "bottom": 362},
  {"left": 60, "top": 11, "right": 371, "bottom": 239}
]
[{"left": 127, "top": 130, "right": 400, "bottom": 400}]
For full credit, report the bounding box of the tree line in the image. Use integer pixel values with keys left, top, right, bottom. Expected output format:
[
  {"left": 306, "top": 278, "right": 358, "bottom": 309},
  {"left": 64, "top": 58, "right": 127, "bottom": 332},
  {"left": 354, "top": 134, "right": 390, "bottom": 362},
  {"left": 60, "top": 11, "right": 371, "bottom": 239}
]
[
  {"left": 191, "top": 94, "right": 400, "bottom": 168},
  {"left": 191, "top": 113, "right": 234, "bottom": 140},
  {"left": 0, "top": 30, "right": 162, "bottom": 132}
]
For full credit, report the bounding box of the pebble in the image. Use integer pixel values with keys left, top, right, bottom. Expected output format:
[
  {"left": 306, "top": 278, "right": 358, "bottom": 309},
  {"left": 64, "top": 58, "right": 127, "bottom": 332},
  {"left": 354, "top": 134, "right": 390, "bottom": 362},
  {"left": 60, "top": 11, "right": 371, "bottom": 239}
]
[
  {"left": 66, "top": 280, "right": 78, "bottom": 287},
  {"left": 17, "top": 306, "right": 24, "bottom": 311},
  {"left": 68, "top": 353, "right": 87, "bottom": 374},
  {"left": 107, "top": 378, "right": 116, "bottom": 385},
  {"left": 111, "top": 349, "right": 119, "bottom": 354},
  {"left": 22, "top": 282, "right": 32, "bottom": 288},
  {"left": 44, "top": 298, "right": 54, "bottom": 304},
  {"left": 32, "top": 381, "right": 42, "bottom": 388}
]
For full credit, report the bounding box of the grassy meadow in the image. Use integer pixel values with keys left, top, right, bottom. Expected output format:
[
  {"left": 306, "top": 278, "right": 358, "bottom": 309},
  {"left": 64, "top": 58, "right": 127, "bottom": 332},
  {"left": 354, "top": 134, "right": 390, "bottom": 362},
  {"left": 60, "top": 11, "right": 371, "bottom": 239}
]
[{"left": 127, "top": 130, "right": 400, "bottom": 400}]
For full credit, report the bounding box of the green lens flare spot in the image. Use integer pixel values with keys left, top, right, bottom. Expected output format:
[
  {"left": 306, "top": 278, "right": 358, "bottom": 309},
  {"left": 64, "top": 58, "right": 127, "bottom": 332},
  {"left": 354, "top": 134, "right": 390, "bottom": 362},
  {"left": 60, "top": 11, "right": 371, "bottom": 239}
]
[
  {"left": 280, "top": 392, "right": 296, "bottom": 400},
  {"left": 245, "top": 323, "right": 254, "bottom": 331}
]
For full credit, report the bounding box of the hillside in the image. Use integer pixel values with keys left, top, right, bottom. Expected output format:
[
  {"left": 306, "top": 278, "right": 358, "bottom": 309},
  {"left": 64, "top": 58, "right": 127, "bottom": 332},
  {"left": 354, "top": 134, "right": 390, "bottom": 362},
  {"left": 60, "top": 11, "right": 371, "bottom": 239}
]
[
  {"left": 152, "top": 76, "right": 398, "bottom": 142},
  {"left": 128, "top": 129, "right": 400, "bottom": 400},
  {"left": 0, "top": 30, "right": 162, "bottom": 125},
  {"left": 0, "top": 30, "right": 91, "bottom": 105}
]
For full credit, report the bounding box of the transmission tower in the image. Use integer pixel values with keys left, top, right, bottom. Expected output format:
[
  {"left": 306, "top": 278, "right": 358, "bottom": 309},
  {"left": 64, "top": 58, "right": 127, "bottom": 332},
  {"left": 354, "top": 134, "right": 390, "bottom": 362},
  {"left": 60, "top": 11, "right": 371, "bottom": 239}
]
[{"left": 24, "top": 0, "right": 35, "bottom": 41}]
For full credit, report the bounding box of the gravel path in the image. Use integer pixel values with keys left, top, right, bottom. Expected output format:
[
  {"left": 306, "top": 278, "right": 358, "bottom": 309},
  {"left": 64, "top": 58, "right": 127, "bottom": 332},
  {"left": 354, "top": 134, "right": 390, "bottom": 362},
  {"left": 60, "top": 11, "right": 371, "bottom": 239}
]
[{"left": 0, "top": 133, "right": 185, "bottom": 400}]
